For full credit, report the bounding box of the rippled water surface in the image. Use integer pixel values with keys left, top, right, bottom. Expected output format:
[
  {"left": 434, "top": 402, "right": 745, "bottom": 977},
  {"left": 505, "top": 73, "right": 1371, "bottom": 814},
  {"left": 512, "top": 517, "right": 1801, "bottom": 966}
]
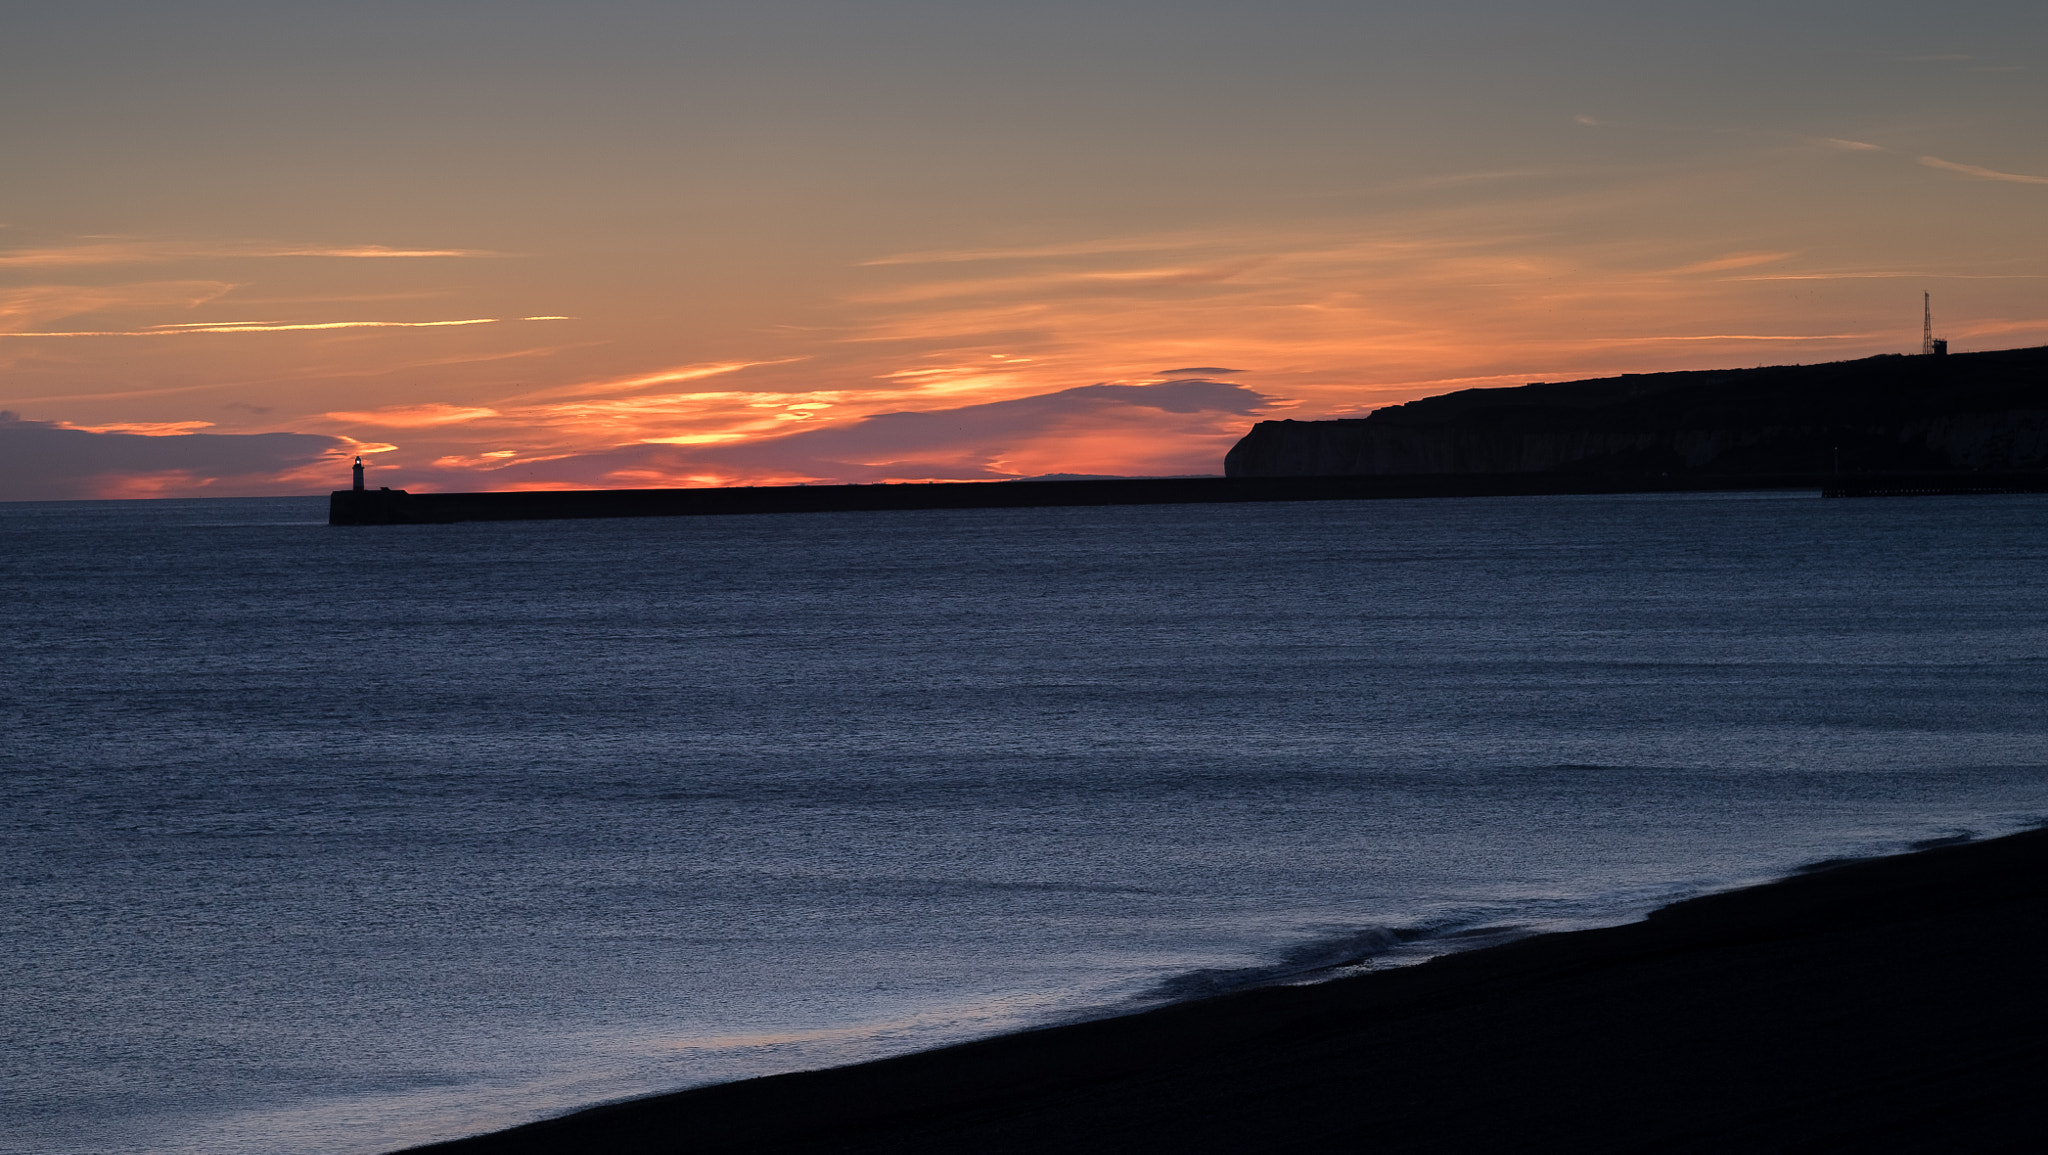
[{"left": 4, "top": 491, "right": 2045, "bottom": 1153}]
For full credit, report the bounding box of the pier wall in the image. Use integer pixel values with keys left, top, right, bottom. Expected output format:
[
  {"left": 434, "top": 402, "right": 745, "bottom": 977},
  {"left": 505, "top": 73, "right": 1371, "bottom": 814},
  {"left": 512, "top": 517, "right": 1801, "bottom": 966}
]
[{"left": 332, "top": 473, "right": 1851, "bottom": 525}]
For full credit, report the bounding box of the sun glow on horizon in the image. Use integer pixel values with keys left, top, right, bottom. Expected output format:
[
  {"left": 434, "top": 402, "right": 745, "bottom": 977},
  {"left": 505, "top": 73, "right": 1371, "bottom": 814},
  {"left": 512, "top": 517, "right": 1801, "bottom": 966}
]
[{"left": 5, "top": 4, "right": 2047, "bottom": 498}]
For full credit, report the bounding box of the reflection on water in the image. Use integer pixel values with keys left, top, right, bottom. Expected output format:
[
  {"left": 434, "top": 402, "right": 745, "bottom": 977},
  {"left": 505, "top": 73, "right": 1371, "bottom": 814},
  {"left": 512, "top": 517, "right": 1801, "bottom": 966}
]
[{"left": 4, "top": 491, "right": 2045, "bottom": 1154}]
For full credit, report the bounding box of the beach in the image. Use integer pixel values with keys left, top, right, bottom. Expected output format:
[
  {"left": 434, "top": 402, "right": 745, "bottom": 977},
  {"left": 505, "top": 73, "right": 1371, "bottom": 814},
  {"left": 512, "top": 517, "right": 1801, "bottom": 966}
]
[{"left": 407, "top": 827, "right": 2048, "bottom": 1153}]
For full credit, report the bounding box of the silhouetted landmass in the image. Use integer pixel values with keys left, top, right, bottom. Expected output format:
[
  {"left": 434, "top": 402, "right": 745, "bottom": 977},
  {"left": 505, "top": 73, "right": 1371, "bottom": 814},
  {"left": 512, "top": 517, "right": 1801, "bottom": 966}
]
[
  {"left": 400, "top": 827, "right": 2048, "bottom": 1154},
  {"left": 1226, "top": 345, "right": 2048, "bottom": 477}
]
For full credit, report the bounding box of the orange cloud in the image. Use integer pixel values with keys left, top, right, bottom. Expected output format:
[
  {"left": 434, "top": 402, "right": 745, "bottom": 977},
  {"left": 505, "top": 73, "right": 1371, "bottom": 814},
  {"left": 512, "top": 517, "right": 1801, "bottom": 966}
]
[
  {"left": 509, "top": 359, "right": 805, "bottom": 401},
  {"left": 3, "top": 317, "right": 552, "bottom": 338},
  {"left": 58, "top": 420, "right": 216, "bottom": 435},
  {"left": 324, "top": 404, "right": 502, "bottom": 427},
  {"left": 849, "top": 259, "right": 1275, "bottom": 306},
  {"left": 828, "top": 166, "right": 1994, "bottom": 412},
  {"left": 372, "top": 379, "right": 1270, "bottom": 493},
  {"left": 14, "top": 135, "right": 2048, "bottom": 501},
  {"left": 1593, "top": 332, "right": 1883, "bottom": 343}
]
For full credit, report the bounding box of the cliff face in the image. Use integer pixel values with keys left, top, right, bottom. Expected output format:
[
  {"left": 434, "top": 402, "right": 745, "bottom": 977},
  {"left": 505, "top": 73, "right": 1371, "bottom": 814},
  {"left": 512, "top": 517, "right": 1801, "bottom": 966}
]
[{"left": 1225, "top": 347, "right": 2048, "bottom": 477}]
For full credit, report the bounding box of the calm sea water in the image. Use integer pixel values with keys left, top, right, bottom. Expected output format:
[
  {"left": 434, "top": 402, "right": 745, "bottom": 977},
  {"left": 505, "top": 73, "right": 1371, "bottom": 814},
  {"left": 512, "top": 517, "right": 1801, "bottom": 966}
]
[{"left": 4, "top": 491, "right": 2045, "bottom": 1154}]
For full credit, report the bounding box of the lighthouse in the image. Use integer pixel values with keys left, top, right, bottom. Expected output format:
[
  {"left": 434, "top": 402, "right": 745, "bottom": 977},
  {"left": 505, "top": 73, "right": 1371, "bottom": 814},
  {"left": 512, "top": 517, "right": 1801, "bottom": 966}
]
[{"left": 352, "top": 456, "right": 365, "bottom": 491}]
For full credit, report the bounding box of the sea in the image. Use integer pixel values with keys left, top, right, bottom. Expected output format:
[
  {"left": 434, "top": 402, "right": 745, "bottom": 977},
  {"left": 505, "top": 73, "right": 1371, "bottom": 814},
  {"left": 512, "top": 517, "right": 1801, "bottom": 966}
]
[{"left": 4, "top": 490, "right": 2045, "bottom": 1154}]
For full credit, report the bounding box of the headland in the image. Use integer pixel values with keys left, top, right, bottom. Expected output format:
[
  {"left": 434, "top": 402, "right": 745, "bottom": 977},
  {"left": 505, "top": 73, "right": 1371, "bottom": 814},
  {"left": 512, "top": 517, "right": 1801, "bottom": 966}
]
[
  {"left": 400, "top": 825, "right": 2048, "bottom": 1154},
  {"left": 1228, "top": 344, "right": 2048, "bottom": 478}
]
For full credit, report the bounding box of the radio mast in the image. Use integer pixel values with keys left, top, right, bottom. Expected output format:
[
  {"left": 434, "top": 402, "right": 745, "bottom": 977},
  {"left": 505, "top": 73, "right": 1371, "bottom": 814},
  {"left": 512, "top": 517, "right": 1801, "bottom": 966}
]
[{"left": 1923, "top": 293, "right": 1948, "bottom": 356}]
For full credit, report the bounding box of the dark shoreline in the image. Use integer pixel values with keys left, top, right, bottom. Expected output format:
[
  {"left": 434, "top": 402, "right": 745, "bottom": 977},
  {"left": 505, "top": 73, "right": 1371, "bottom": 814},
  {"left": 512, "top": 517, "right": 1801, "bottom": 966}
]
[{"left": 402, "top": 827, "right": 2048, "bottom": 1153}]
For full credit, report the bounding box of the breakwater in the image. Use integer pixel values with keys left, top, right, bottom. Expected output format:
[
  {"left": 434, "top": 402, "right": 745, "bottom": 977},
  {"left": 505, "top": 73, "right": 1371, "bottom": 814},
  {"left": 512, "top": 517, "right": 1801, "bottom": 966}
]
[
  {"left": 332, "top": 473, "right": 1853, "bottom": 525},
  {"left": 1822, "top": 473, "right": 2048, "bottom": 498}
]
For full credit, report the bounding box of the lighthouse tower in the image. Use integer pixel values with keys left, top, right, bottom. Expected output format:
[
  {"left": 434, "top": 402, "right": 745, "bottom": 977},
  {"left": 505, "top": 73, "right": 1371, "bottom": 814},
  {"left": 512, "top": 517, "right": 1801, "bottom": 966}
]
[{"left": 352, "top": 456, "right": 365, "bottom": 491}]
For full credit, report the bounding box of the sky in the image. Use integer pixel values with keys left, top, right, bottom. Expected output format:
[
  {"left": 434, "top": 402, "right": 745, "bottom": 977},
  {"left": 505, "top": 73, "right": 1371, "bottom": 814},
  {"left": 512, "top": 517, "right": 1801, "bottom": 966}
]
[{"left": 3, "top": 0, "right": 2046, "bottom": 500}]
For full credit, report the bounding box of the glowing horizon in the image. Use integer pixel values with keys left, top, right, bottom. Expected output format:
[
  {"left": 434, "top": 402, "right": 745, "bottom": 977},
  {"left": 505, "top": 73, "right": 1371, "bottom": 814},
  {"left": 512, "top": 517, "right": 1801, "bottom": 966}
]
[{"left": 5, "top": 2, "right": 2046, "bottom": 499}]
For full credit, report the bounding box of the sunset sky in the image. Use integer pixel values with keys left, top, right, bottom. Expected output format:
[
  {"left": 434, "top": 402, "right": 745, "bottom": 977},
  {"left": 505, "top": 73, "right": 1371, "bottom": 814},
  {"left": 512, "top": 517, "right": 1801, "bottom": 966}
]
[{"left": 4, "top": 0, "right": 2046, "bottom": 499}]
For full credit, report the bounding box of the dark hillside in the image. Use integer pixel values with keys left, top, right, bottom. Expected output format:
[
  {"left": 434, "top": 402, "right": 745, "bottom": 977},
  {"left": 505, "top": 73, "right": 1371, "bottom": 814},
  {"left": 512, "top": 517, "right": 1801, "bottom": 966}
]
[{"left": 1226, "top": 346, "right": 2048, "bottom": 476}]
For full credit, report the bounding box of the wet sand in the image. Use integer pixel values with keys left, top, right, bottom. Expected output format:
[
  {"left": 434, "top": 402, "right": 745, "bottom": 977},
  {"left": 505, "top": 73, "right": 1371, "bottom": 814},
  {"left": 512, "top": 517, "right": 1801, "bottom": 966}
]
[{"left": 404, "top": 827, "right": 2048, "bottom": 1153}]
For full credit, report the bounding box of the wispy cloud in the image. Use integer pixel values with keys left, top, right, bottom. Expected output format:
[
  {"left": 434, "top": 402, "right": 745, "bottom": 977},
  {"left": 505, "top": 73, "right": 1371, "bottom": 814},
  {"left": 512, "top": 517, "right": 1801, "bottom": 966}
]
[
  {"left": 56, "top": 420, "right": 216, "bottom": 436},
  {"left": 507, "top": 359, "right": 803, "bottom": 401},
  {"left": 1, "top": 316, "right": 564, "bottom": 338},
  {"left": 1947, "top": 317, "right": 2048, "bottom": 337},
  {"left": 801, "top": 162, "right": 2015, "bottom": 442},
  {"left": 851, "top": 260, "right": 1275, "bottom": 306},
  {"left": 1664, "top": 251, "right": 1797, "bottom": 275},
  {"left": 323, "top": 404, "right": 501, "bottom": 427},
  {"left": 861, "top": 232, "right": 1225, "bottom": 267},
  {"left": 0, "top": 282, "right": 238, "bottom": 332},
  {"left": 0, "top": 239, "right": 500, "bottom": 269},
  {"left": 1917, "top": 156, "right": 2048, "bottom": 185},
  {"left": 1811, "top": 139, "right": 2048, "bottom": 187},
  {"left": 268, "top": 245, "right": 500, "bottom": 259},
  {"left": 1593, "top": 332, "right": 1881, "bottom": 343},
  {"left": 1727, "top": 271, "right": 2048, "bottom": 282}
]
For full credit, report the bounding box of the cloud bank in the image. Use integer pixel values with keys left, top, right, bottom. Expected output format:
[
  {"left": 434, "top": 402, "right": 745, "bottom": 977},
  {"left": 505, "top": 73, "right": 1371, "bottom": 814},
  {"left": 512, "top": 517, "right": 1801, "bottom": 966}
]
[
  {"left": 380, "top": 378, "right": 1270, "bottom": 492},
  {"left": 0, "top": 413, "right": 349, "bottom": 500}
]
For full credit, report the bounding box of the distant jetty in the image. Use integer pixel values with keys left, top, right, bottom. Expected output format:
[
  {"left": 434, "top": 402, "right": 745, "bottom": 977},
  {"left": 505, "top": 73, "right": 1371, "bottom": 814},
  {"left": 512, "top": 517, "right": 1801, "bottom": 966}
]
[
  {"left": 328, "top": 470, "right": 2047, "bottom": 525},
  {"left": 333, "top": 346, "right": 2048, "bottom": 526},
  {"left": 327, "top": 473, "right": 1811, "bottom": 525}
]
